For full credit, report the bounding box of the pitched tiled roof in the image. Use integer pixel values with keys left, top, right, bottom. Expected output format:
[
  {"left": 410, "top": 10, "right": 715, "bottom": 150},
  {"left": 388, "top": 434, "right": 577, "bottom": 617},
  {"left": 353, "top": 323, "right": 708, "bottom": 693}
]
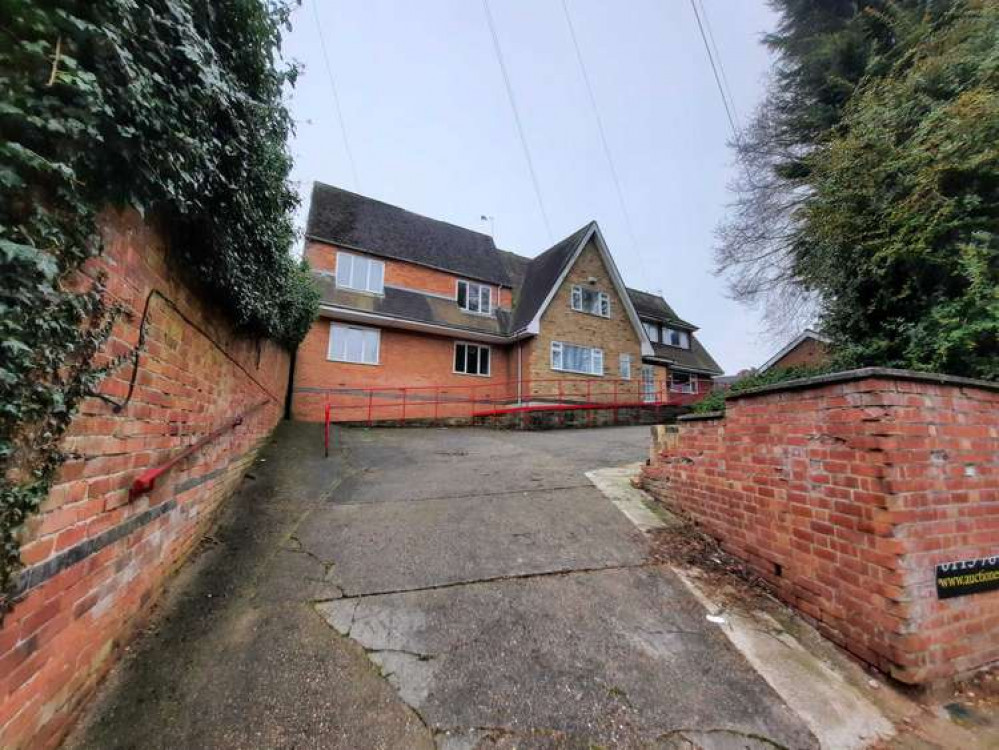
[
  {"left": 509, "top": 224, "right": 593, "bottom": 333},
  {"left": 627, "top": 287, "right": 696, "bottom": 329},
  {"left": 307, "top": 183, "right": 510, "bottom": 286},
  {"left": 649, "top": 339, "right": 723, "bottom": 375},
  {"left": 496, "top": 249, "right": 530, "bottom": 295}
]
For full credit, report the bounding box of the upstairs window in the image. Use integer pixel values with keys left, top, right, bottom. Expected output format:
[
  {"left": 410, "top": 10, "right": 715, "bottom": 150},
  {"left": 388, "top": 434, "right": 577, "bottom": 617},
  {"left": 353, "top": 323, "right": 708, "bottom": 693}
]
[
  {"left": 336, "top": 251, "right": 384, "bottom": 294},
  {"left": 551, "top": 341, "right": 604, "bottom": 376},
  {"left": 457, "top": 280, "right": 492, "bottom": 314},
  {"left": 328, "top": 323, "right": 380, "bottom": 365},
  {"left": 454, "top": 342, "right": 491, "bottom": 376},
  {"left": 571, "top": 286, "right": 610, "bottom": 317},
  {"left": 642, "top": 321, "right": 660, "bottom": 342},
  {"left": 619, "top": 354, "right": 632, "bottom": 380},
  {"left": 665, "top": 328, "right": 690, "bottom": 349}
]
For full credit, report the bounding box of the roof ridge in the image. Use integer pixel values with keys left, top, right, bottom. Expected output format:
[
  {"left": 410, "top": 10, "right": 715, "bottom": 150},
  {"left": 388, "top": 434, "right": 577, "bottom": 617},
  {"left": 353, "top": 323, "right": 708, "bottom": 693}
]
[{"left": 311, "top": 181, "right": 497, "bottom": 246}]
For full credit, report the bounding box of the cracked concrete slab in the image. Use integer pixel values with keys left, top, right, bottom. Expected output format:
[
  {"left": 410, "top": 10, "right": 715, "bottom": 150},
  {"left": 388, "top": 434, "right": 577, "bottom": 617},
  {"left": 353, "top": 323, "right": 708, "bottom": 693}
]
[
  {"left": 299, "top": 486, "right": 648, "bottom": 596},
  {"left": 317, "top": 566, "right": 817, "bottom": 749}
]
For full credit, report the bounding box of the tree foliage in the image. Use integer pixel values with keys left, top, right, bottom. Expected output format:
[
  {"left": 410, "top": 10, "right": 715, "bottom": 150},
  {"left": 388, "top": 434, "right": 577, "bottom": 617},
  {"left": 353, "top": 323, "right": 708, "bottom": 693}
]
[
  {"left": 0, "top": 0, "right": 318, "bottom": 610},
  {"left": 717, "top": 0, "right": 997, "bottom": 380},
  {"left": 691, "top": 363, "right": 835, "bottom": 414}
]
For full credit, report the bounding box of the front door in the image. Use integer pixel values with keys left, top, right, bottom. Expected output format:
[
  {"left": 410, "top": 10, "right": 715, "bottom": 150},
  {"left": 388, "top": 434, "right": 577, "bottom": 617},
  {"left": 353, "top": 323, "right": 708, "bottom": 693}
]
[{"left": 642, "top": 365, "right": 656, "bottom": 403}]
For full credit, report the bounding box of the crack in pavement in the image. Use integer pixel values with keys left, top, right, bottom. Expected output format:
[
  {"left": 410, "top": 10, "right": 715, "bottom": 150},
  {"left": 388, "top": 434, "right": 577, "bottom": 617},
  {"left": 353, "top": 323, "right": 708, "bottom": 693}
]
[{"left": 322, "top": 560, "right": 660, "bottom": 602}]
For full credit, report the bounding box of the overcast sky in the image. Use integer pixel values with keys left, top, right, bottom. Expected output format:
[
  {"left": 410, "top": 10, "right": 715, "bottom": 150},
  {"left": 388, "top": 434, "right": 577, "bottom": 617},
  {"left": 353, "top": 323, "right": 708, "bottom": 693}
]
[{"left": 281, "top": 0, "right": 780, "bottom": 374}]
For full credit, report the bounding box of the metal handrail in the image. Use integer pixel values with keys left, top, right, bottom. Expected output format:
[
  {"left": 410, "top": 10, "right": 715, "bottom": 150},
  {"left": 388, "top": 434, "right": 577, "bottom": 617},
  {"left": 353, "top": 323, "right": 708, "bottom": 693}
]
[{"left": 130, "top": 400, "right": 270, "bottom": 499}]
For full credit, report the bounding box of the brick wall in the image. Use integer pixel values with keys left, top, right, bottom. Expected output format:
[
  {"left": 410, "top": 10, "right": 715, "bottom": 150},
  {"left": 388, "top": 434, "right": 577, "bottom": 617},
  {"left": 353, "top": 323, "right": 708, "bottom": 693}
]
[
  {"left": 292, "top": 318, "right": 514, "bottom": 422},
  {"left": 642, "top": 369, "right": 999, "bottom": 684},
  {"left": 527, "top": 240, "right": 645, "bottom": 401},
  {"left": 304, "top": 240, "right": 514, "bottom": 309},
  {"left": 0, "top": 210, "right": 290, "bottom": 749}
]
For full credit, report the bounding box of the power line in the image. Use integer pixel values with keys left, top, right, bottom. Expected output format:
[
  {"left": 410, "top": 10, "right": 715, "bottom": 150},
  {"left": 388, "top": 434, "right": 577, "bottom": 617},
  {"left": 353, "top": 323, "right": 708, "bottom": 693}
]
[
  {"left": 696, "top": 0, "right": 740, "bottom": 131},
  {"left": 482, "top": 0, "right": 554, "bottom": 243},
  {"left": 688, "top": 0, "right": 738, "bottom": 139},
  {"left": 311, "top": 0, "right": 362, "bottom": 191},
  {"left": 560, "top": 0, "right": 647, "bottom": 269}
]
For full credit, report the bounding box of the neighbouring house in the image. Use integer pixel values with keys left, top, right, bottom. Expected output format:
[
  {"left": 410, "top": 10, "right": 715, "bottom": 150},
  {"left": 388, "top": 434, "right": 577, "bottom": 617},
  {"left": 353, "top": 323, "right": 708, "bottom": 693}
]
[
  {"left": 758, "top": 328, "right": 831, "bottom": 374},
  {"left": 291, "top": 183, "right": 722, "bottom": 422}
]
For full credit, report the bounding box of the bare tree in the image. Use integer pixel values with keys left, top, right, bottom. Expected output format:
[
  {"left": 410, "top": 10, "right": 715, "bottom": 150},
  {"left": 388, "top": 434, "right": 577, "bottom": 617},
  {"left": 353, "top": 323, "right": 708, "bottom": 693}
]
[{"left": 715, "top": 80, "right": 818, "bottom": 340}]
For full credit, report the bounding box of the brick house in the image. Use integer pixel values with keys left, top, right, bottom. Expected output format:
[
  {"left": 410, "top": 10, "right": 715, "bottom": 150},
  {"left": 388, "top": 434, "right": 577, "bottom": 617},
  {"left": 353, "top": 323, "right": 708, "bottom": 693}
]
[
  {"left": 291, "top": 183, "right": 722, "bottom": 422},
  {"left": 758, "top": 329, "right": 831, "bottom": 373}
]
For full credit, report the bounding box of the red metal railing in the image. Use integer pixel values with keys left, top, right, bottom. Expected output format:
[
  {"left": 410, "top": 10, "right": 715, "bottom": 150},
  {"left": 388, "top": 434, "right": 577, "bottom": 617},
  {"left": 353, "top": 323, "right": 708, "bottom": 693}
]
[{"left": 319, "top": 376, "right": 709, "bottom": 431}]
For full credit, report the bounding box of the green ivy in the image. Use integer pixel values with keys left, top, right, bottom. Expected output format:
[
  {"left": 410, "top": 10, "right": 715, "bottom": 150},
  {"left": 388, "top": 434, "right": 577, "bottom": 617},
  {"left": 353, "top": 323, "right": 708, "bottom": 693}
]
[
  {"left": 0, "top": 0, "right": 318, "bottom": 612},
  {"left": 691, "top": 364, "right": 836, "bottom": 415}
]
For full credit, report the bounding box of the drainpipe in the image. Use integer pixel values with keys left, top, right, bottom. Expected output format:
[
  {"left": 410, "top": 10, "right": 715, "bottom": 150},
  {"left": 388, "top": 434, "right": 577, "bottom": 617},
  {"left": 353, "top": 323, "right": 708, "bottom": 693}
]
[{"left": 517, "top": 340, "right": 523, "bottom": 405}]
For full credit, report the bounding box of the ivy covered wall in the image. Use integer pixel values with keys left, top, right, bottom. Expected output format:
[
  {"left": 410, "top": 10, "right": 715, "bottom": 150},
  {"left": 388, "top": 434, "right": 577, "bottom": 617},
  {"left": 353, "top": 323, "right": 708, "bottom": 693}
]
[{"left": 0, "top": 0, "right": 318, "bottom": 610}]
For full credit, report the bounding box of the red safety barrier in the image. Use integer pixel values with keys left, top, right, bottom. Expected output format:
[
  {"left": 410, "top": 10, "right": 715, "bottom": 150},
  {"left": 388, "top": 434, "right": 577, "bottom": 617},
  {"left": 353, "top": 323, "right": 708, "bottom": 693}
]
[
  {"left": 129, "top": 400, "right": 270, "bottom": 499},
  {"left": 316, "top": 376, "right": 711, "bottom": 428}
]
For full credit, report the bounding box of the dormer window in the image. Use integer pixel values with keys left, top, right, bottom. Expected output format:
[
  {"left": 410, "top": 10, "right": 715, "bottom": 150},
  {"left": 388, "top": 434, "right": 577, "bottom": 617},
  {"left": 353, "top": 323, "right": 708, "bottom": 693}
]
[
  {"left": 643, "top": 320, "right": 691, "bottom": 349},
  {"left": 336, "top": 251, "right": 384, "bottom": 294},
  {"left": 665, "top": 328, "right": 690, "bottom": 349},
  {"left": 457, "top": 280, "right": 492, "bottom": 315},
  {"left": 571, "top": 286, "right": 610, "bottom": 318}
]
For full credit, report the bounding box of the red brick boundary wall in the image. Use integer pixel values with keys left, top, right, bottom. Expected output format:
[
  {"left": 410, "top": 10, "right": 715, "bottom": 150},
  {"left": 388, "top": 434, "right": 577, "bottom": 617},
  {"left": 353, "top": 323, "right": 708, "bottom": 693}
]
[
  {"left": 641, "top": 368, "right": 999, "bottom": 684},
  {"left": 0, "top": 210, "right": 290, "bottom": 749}
]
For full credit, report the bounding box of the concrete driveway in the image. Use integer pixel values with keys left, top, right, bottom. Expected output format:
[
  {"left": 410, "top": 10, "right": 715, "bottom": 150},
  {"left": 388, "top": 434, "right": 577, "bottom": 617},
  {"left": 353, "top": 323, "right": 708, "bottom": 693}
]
[
  {"left": 308, "top": 427, "right": 815, "bottom": 749},
  {"left": 68, "top": 423, "right": 817, "bottom": 750}
]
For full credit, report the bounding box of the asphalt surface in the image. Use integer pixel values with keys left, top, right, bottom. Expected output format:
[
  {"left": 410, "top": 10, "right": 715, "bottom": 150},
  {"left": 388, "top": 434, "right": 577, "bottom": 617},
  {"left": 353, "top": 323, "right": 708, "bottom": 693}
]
[{"left": 67, "top": 423, "right": 817, "bottom": 750}]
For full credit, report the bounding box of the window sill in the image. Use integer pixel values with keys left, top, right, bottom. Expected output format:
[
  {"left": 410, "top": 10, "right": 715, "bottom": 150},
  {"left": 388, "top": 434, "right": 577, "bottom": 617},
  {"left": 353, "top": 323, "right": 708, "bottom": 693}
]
[
  {"left": 453, "top": 370, "right": 492, "bottom": 378},
  {"left": 327, "top": 357, "right": 381, "bottom": 366},
  {"left": 457, "top": 308, "right": 495, "bottom": 318},
  {"left": 550, "top": 366, "right": 604, "bottom": 377},
  {"left": 570, "top": 308, "right": 610, "bottom": 319},
  {"left": 336, "top": 285, "right": 385, "bottom": 298}
]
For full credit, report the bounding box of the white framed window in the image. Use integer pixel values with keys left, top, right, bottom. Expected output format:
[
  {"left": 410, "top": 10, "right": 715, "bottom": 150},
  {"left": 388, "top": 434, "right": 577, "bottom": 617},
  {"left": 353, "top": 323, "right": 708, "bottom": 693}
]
[
  {"left": 642, "top": 321, "right": 660, "bottom": 342},
  {"left": 457, "top": 280, "right": 492, "bottom": 314},
  {"left": 669, "top": 372, "right": 696, "bottom": 393},
  {"left": 328, "top": 323, "right": 380, "bottom": 365},
  {"left": 619, "top": 354, "right": 631, "bottom": 380},
  {"left": 665, "top": 328, "right": 690, "bottom": 349},
  {"left": 454, "top": 342, "right": 491, "bottom": 376},
  {"left": 336, "top": 251, "right": 384, "bottom": 294},
  {"left": 570, "top": 286, "right": 610, "bottom": 317},
  {"left": 550, "top": 341, "right": 604, "bottom": 376}
]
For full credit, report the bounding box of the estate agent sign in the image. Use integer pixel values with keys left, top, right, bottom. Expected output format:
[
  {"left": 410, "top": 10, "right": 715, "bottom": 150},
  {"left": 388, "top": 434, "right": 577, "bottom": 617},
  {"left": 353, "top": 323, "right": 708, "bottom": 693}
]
[{"left": 937, "top": 556, "right": 999, "bottom": 599}]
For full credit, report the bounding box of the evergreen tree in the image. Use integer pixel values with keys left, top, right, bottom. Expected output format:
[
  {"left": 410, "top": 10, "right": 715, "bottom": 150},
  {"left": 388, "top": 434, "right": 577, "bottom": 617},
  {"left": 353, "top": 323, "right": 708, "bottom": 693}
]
[{"left": 717, "top": 0, "right": 996, "bottom": 379}]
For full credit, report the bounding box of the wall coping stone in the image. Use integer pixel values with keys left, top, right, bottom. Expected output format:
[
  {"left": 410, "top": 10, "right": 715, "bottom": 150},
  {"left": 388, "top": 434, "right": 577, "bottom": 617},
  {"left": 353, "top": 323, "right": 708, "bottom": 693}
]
[
  {"left": 678, "top": 410, "right": 726, "bottom": 421},
  {"left": 726, "top": 367, "right": 999, "bottom": 402}
]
